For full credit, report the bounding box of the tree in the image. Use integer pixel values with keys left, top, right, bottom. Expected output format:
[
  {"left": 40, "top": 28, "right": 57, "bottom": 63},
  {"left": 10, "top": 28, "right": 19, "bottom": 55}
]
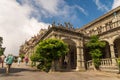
[
  {"left": 117, "top": 58, "right": 120, "bottom": 74},
  {"left": 0, "top": 37, "right": 3, "bottom": 46},
  {"left": 0, "top": 37, "right": 4, "bottom": 56},
  {"left": 30, "top": 53, "right": 40, "bottom": 67},
  {"left": 0, "top": 48, "right": 4, "bottom": 56},
  {"left": 86, "top": 35, "right": 106, "bottom": 70},
  {"left": 31, "top": 38, "right": 69, "bottom": 72}
]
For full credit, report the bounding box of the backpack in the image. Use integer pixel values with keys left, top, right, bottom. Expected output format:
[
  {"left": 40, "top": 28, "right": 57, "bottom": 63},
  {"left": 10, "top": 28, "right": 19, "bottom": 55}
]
[{"left": 6, "top": 56, "right": 14, "bottom": 65}]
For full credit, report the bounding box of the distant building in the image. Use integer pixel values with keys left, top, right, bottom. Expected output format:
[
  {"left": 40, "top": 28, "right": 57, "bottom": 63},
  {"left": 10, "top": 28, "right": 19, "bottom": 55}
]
[{"left": 19, "top": 6, "right": 120, "bottom": 71}]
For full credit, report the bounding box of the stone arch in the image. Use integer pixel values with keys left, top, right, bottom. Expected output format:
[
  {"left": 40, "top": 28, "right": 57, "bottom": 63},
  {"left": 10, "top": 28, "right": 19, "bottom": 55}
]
[
  {"left": 100, "top": 40, "right": 111, "bottom": 58},
  {"left": 112, "top": 35, "right": 120, "bottom": 42},
  {"left": 113, "top": 36, "right": 120, "bottom": 58},
  {"left": 60, "top": 38, "right": 77, "bottom": 70},
  {"left": 84, "top": 44, "right": 91, "bottom": 61},
  {"left": 84, "top": 39, "right": 111, "bottom": 61}
]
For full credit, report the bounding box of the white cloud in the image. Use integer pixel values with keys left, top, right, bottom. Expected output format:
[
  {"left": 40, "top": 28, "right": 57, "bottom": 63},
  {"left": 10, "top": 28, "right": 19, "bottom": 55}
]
[
  {"left": 37, "top": 0, "right": 87, "bottom": 16},
  {"left": 74, "top": 5, "right": 88, "bottom": 16},
  {"left": 20, "top": 0, "right": 87, "bottom": 17},
  {"left": 0, "top": 0, "right": 87, "bottom": 56},
  {"left": 112, "top": 0, "right": 120, "bottom": 9},
  {"left": 36, "top": 0, "right": 60, "bottom": 15},
  {"left": 0, "top": 0, "right": 49, "bottom": 56},
  {"left": 23, "top": 18, "right": 49, "bottom": 36},
  {"left": 93, "top": 0, "right": 109, "bottom": 12}
]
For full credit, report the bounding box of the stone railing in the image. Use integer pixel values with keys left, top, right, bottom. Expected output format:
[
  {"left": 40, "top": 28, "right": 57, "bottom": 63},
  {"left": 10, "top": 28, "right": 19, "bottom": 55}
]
[
  {"left": 100, "top": 58, "right": 112, "bottom": 66},
  {"left": 87, "top": 58, "right": 119, "bottom": 70},
  {"left": 87, "top": 60, "right": 93, "bottom": 69},
  {"left": 87, "top": 60, "right": 92, "bottom": 67}
]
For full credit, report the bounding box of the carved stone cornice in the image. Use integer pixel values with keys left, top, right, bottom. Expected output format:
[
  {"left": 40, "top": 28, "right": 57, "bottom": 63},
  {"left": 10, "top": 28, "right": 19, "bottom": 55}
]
[
  {"left": 40, "top": 26, "right": 85, "bottom": 40},
  {"left": 98, "top": 25, "right": 120, "bottom": 36}
]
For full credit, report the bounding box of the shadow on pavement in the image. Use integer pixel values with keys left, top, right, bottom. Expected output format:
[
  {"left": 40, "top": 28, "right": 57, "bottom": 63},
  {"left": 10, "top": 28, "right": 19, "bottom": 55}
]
[{"left": 0, "top": 67, "right": 39, "bottom": 77}]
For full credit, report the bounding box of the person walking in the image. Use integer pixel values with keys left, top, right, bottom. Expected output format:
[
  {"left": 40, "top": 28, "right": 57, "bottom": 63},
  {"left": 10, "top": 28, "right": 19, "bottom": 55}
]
[
  {"left": 6, "top": 54, "right": 14, "bottom": 74},
  {"left": 4, "top": 56, "right": 7, "bottom": 63},
  {"left": 17, "top": 56, "right": 21, "bottom": 66},
  {"left": 24, "top": 56, "right": 29, "bottom": 66},
  {"left": 1, "top": 54, "right": 5, "bottom": 68}
]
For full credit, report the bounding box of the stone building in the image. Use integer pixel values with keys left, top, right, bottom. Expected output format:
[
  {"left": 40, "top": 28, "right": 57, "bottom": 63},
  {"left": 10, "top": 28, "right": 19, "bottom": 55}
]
[
  {"left": 19, "top": 29, "right": 47, "bottom": 59},
  {"left": 20, "top": 6, "right": 120, "bottom": 71}
]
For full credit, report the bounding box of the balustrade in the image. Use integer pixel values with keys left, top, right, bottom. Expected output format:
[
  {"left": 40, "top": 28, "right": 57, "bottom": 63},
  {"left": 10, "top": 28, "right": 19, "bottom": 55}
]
[
  {"left": 100, "top": 58, "right": 112, "bottom": 66},
  {"left": 87, "top": 60, "right": 93, "bottom": 69},
  {"left": 87, "top": 58, "right": 119, "bottom": 69}
]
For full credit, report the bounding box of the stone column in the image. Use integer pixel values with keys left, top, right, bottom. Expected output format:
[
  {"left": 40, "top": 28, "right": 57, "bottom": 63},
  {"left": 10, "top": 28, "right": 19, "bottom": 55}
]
[
  {"left": 76, "top": 41, "right": 85, "bottom": 71},
  {"left": 109, "top": 43, "right": 116, "bottom": 66},
  {"left": 51, "top": 33, "right": 56, "bottom": 38}
]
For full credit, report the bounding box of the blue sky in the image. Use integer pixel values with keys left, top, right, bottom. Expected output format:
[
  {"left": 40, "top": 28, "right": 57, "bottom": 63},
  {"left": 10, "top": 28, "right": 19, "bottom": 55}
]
[
  {"left": 16, "top": 0, "right": 114, "bottom": 28},
  {"left": 0, "top": 0, "right": 120, "bottom": 55}
]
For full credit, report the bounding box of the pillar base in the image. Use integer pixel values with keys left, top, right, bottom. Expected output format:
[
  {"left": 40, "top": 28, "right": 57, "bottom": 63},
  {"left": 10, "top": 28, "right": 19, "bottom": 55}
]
[
  {"left": 76, "top": 67, "right": 86, "bottom": 71},
  {"left": 112, "top": 58, "right": 117, "bottom": 66}
]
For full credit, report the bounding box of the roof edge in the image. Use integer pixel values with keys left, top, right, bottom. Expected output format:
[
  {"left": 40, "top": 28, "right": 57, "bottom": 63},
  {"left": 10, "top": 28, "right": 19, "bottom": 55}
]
[{"left": 80, "top": 6, "right": 120, "bottom": 30}]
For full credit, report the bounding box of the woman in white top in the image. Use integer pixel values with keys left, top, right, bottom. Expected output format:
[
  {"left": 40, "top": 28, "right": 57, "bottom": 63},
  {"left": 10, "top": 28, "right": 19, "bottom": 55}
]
[{"left": 17, "top": 57, "right": 21, "bottom": 66}]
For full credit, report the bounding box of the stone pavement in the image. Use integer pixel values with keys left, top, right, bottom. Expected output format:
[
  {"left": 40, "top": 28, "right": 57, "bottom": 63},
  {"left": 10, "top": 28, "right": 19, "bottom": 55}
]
[{"left": 0, "top": 63, "right": 120, "bottom": 80}]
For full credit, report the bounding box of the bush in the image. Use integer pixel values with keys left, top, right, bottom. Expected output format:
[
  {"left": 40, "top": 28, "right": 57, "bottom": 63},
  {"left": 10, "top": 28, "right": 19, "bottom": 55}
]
[
  {"left": 86, "top": 35, "right": 106, "bottom": 70},
  {"left": 37, "top": 61, "right": 51, "bottom": 72},
  {"left": 34, "top": 38, "right": 68, "bottom": 72}
]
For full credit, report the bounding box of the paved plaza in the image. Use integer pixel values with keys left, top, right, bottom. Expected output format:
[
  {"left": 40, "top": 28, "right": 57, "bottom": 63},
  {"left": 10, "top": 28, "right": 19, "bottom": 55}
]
[{"left": 0, "top": 63, "right": 120, "bottom": 80}]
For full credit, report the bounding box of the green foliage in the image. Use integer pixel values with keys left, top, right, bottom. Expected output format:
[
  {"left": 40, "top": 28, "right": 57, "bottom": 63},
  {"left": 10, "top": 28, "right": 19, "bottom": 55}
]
[
  {"left": 37, "top": 60, "right": 52, "bottom": 72},
  {"left": 0, "top": 48, "right": 4, "bottom": 56},
  {"left": 30, "top": 53, "right": 40, "bottom": 67},
  {"left": 86, "top": 35, "right": 106, "bottom": 49},
  {"left": 90, "top": 49, "right": 102, "bottom": 68},
  {"left": 36, "top": 38, "right": 68, "bottom": 60},
  {"left": 90, "top": 49, "right": 102, "bottom": 58},
  {"left": 32, "top": 38, "right": 69, "bottom": 72},
  {"left": 117, "top": 58, "right": 120, "bottom": 66},
  {"left": 30, "top": 53, "right": 40, "bottom": 62},
  {"left": 86, "top": 35, "right": 106, "bottom": 69},
  {"left": 31, "top": 61, "right": 36, "bottom": 67},
  {"left": 0, "top": 37, "right": 3, "bottom": 46},
  {"left": 0, "top": 37, "right": 4, "bottom": 56},
  {"left": 19, "top": 53, "right": 25, "bottom": 60},
  {"left": 118, "top": 58, "right": 120, "bottom": 73}
]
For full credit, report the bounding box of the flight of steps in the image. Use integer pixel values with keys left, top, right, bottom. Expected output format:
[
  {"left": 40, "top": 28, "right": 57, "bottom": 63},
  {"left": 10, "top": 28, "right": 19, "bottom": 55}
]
[{"left": 100, "top": 66, "right": 119, "bottom": 73}]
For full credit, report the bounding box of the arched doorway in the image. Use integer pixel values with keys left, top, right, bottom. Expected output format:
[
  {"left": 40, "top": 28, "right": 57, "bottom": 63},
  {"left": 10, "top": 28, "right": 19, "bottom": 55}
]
[
  {"left": 114, "top": 38, "right": 120, "bottom": 58},
  {"left": 61, "top": 39, "right": 77, "bottom": 70},
  {"left": 84, "top": 41, "right": 111, "bottom": 62},
  {"left": 101, "top": 41, "right": 111, "bottom": 58},
  {"left": 84, "top": 45, "right": 91, "bottom": 61}
]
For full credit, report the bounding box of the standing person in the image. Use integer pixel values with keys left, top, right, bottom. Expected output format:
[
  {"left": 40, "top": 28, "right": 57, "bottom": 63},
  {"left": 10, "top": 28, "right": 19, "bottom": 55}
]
[
  {"left": 24, "top": 56, "right": 29, "bottom": 66},
  {"left": 4, "top": 56, "right": 7, "bottom": 63},
  {"left": 1, "top": 54, "right": 5, "bottom": 68},
  {"left": 17, "top": 56, "right": 21, "bottom": 66},
  {"left": 6, "top": 54, "right": 14, "bottom": 74}
]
